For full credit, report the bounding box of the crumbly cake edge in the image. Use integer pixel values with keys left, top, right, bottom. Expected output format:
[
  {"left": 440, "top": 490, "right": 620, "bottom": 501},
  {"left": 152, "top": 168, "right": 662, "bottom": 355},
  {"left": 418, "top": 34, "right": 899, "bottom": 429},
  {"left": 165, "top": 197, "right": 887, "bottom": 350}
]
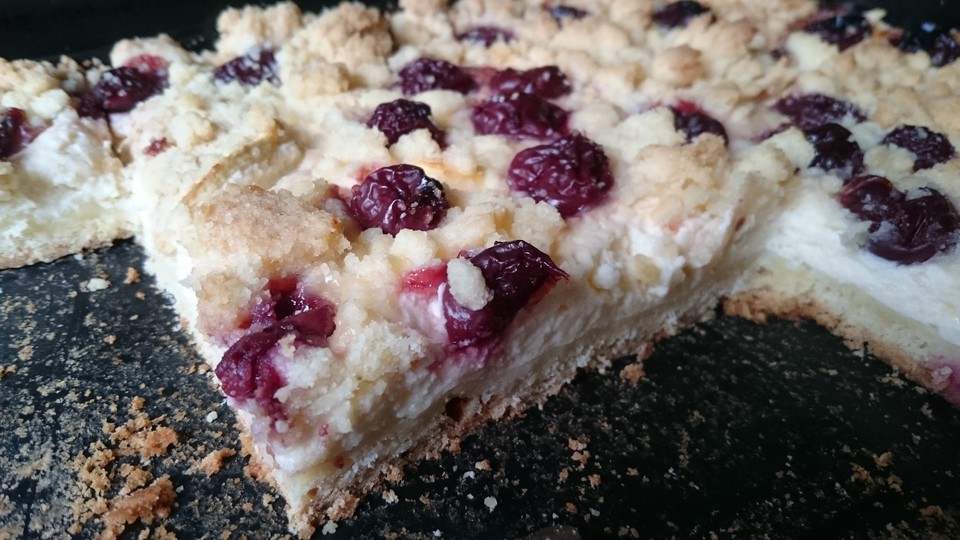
[{"left": 237, "top": 291, "right": 725, "bottom": 538}]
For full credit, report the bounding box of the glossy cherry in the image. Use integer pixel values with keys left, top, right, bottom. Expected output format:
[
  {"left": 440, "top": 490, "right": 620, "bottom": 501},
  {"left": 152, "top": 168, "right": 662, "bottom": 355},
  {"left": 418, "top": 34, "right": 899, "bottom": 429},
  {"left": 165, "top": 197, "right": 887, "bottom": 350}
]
[
  {"left": 881, "top": 125, "right": 956, "bottom": 171},
  {"left": 216, "top": 279, "right": 336, "bottom": 420},
  {"left": 367, "top": 99, "right": 445, "bottom": 147},
  {"left": 214, "top": 48, "right": 279, "bottom": 86},
  {"left": 92, "top": 55, "right": 168, "bottom": 113},
  {"left": 652, "top": 1, "right": 710, "bottom": 29},
  {"left": 773, "top": 93, "right": 866, "bottom": 130},
  {"left": 348, "top": 164, "right": 449, "bottom": 235},
  {"left": 398, "top": 58, "right": 477, "bottom": 95},
  {"left": 893, "top": 21, "right": 960, "bottom": 67},
  {"left": 457, "top": 26, "right": 515, "bottom": 46},
  {"left": 671, "top": 102, "right": 728, "bottom": 144},
  {"left": 839, "top": 175, "right": 960, "bottom": 264},
  {"left": 804, "top": 123, "right": 864, "bottom": 179},
  {"left": 803, "top": 13, "right": 872, "bottom": 51},
  {"left": 489, "top": 66, "right": 572, "bottom": 99},
  {"left": 471, "top": 93, "right": 568, "bottom": 140},
  {"left": 442, "top": 240, "right": 567, "bottom": 347},
  {"left": 507, "top": 132, "right": 613, "bottom": 217},
  {"left": 0, "top": 108, "right": 33, "bottom": 160}
]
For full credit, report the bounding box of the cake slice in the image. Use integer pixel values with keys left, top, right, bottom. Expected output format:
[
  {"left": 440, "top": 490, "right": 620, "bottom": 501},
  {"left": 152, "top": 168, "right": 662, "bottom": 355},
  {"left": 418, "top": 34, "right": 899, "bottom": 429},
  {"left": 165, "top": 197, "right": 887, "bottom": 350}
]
[
  {"left": 126, "top": 1, "right": 808, "bottom": 534},
  {"left": 0, "top": 57, "right": 133, "bottom": 268},
  {"left": 728, "top": 8, "right": 960, "bottom": 404}
]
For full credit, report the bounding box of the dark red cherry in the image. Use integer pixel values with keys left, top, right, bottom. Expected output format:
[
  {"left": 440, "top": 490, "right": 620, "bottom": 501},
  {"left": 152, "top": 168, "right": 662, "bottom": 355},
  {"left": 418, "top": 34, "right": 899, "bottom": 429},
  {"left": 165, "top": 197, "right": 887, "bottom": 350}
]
[
  {"left": 804, "top": 123, "right": 864, "bottom": 179},
  {"left": 442, "top": 240, "right": 567, "bottom": 348},
  {"left": 0, "top": 108, "right": 34, "bottom": 160},
  {"left": 125, "top": 54, "right": 167, "bottom": 74},
  {"left": 216, "top": 326, "right": 288, "bottom": 420},
  {"left": 803, "top": 13, "right": 872, "bottom": 51},
  {"left": 773, "top": 93, "right": 866, "bottom": 130},
  {"left": 893, "top": 22, "right": 960, "bottom": 67},
  {"left": 671, "top": 103, "right": 728, "bottom": 144},
  {"left": 249, "top": 278, "right": 332, "bottom": 332},
  {"left": 839, "top": 176, "right": 960, "bottom": 264},
  {"left": 838, "top": 175, "right": 905, "bottom": 224},
  {"left": 93, "top": 55, "right": 168, "bottom": 113},
  {"left": 214, "top": 48, "right": 279, "bottom": 86},
  {"left": 457, "top": 26, "right": 515, "bottom": 46},
  {"left": 348, "top": 164, "right": 449, "bottom": 235},
  {"left": 70, "top": 89, "right": 107, "bottom": 119},
  {"left": 398, "top": 58, "right": 478, "bottom": 95},
  {"left": 652, "top": 1, "right": 710, "bottom": 29},
  {"left": 367, "top": 99, "right": 445, "bottom": 147},
  {"left": 216, "top": 279, "right": 336, "bottom": 420},
  {"left": 868, "top": 189, "right": 959, "bottom": 264},
  {"left": 471, "top": 93, "right": 569, "bottom": 140},
  {"left": 548, "top": 4, "right": 588, "bottom": 22},
  {"left": 672, "top": 108, "right": 728, "bottom": 145},
  {"left": 507, "top": 132, "right": 613, "bottom": 217},
  {"left": 881, "top": 125, "right": 956, "bottom": 171},
  {"left": 489, "top": 66, "right": 572, "bottom": 99}
]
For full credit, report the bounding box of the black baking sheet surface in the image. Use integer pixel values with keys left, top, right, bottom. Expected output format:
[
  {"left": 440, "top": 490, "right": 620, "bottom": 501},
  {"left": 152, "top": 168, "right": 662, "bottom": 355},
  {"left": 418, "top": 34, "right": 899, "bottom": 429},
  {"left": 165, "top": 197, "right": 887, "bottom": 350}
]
[{"left": 2, "top": 2, "right": 960, "bottom": 539}]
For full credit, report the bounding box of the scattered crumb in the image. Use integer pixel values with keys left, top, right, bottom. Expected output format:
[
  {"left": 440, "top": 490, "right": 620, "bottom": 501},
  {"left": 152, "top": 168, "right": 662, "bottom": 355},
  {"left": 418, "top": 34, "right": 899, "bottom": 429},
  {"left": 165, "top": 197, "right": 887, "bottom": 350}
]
[
  {"left": 385, "top": 465, "right": 404, "bottom": 483},
  {"left": 85, "top": 278, "right": 111, "bottom": 291},
  {"left": 626, "top": 468, "right": 639, "bottom": 477},
  {"left": 68, "top": 399, "right": 182, "bottom": 537},
  {"left": 474, "top": 460, "right": 491, "bottom": 471},
  {"left": 103, "top": 335, "right": 117, "bottom": 345},
  {"left": 565, "top": 502, "right": 577, "bottom": 514},
  {"left": 124, "top": 267, "right": 141, "bottom": 284},
  {"left": 921, "top": 505, "right": 945, "bottom": 518},
  {"left": 880, "top": 372, "right": 907, "bottom": 388},
  {"left": 558, "top": 468, "right": 570, "bottom": 484},
  {"left": 198, "top": 448, "right": 237, "bottom": 476},
  {"left": 874, "top": 452, "right": 893, "bottom": 469},
  {"left": 382, "top": 489, "right": 399, "bottom": 504},
  {"left": 483, "top": 496, "right": 498, "bottom": 513},
  {"left": 850, "top": 463, "right": 871, "bottom": 483},
  {"left": 100, "top": 476, "right": 176, "bottom": 540},
  {"left": 568, "top": 438, "right": 586, "bottom": 452},
  {"left": 118, "top": 464, "right": 152, "bottom": 494},
  {"left": 114, "top": 423, "right": 178, "bottom": 458},
  {"left": 572, "top": 451, "right": 591, "bottom": 467},
  {"left": 0, "top": 365, "right": 17, "bottom": 380},
  {"left": 447, "top": 437, "right": 461, "bottom": 453},
  {"left": 887, "top": 474, "right": 903, "bottom": 492},
  {"left": 321, "top": 521, "right": 338, "bottom": 535},
  {"left": 619, "top": 362, "right": 646, "bottom": 383},
  {"left": 16, "top": 345, "right": 33, "bottom": 361},
  {"left": 205, "top": 411, "right": 219, "bottom": 423},
  {"left": 588, "top": 474, "right": 602, "bottom": 488}
]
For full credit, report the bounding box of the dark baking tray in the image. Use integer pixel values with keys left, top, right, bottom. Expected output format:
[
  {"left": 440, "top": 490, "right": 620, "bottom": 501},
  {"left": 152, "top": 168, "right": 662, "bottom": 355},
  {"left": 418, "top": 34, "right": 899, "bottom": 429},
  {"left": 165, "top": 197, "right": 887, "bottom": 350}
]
[{"left": 2, "top": 2, "right": 960, "bottom": 539}]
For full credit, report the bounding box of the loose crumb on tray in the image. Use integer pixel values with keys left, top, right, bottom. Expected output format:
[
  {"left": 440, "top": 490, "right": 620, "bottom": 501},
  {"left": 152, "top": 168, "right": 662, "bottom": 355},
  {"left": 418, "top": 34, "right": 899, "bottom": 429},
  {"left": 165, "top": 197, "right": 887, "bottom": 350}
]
[
  {"left": 619, "top": 362, "right": 646, "bottom": 383},
  {"left": 70, "top": 397, "right": 181, "bottom": 538},
  {"left": 197, "top": 448, "right": 237, "bottom": 476}
]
